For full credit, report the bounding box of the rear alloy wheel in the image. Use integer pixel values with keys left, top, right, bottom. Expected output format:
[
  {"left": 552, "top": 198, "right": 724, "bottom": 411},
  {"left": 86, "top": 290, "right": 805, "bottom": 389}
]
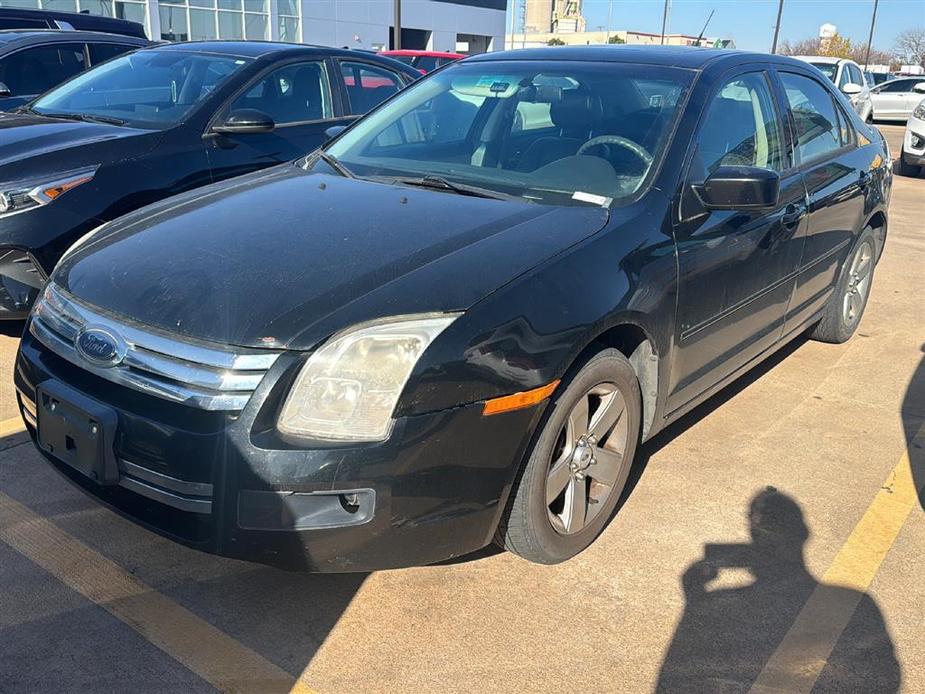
[
  {"left": 497, "top": 348, "right": 641, "bottom": 564},
  {"left": 811, "top": 227, "right": 877, "bottom": 344}
]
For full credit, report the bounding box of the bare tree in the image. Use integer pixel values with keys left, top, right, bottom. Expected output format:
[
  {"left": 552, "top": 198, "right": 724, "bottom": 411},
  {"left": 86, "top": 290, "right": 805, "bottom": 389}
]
[
  {"left": 893, "top": 28, "right": 925, "bottom": 67},
  {"left": 779, "top": 37, "right": 821, "bottom": 56}
]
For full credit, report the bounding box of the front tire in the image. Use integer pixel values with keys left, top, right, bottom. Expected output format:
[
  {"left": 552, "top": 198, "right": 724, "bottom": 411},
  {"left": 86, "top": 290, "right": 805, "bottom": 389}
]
[
  {"left": 810, "top": 227, "right": 877, "bottom": 344},
  {"left": 496, "top": 348, "right": 641, "bottom": 564}
]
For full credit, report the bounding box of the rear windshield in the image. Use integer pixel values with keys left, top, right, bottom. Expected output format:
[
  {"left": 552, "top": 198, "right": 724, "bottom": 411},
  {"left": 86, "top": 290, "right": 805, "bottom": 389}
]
[{"left": 323, "top": 61, "right": 693, "bottom": 207}]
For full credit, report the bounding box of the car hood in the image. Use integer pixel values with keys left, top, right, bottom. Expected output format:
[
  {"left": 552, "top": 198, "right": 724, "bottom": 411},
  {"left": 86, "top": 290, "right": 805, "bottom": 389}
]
[
  {"left": 55, "top": 164, "right": 609, "bottom": 350},
  {"left": 0, "top": 112, "right": 153, "bottom": 169}
]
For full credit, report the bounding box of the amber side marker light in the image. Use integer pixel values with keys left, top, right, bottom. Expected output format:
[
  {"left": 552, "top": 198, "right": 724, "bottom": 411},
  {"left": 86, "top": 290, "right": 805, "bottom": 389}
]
[
  {"left": 38, "top": 176, "right": 94, "bottom": 201},
  {"left": 482, "top": 380, "right": 560, "bottom": 416}
]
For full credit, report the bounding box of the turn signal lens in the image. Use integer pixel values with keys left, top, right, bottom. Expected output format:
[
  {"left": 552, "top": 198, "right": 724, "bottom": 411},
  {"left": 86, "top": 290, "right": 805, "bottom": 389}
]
[
  {"left": 33, "top": 175, "right": 94, "bottom": 202},
  {"left": 0, "top": 167, "right": 97, "bottom": 217},
  {"left": 483, "top": 380, "right": 560, "bottom": 416}
]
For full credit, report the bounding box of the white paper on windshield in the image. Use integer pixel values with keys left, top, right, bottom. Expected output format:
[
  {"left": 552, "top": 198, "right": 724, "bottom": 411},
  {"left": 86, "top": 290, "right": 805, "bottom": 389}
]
[{"left": 572, "top": 191, "right": 613, "bottom": 207}]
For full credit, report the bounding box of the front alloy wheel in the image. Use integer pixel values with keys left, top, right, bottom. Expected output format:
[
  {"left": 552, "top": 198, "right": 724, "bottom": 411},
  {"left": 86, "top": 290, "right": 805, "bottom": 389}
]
[
  {"left": 545, "top": 383, "right": 629, "bottom": 535},
  {"left": 497, "top": 348, "right": 641, "bottom": 564}
]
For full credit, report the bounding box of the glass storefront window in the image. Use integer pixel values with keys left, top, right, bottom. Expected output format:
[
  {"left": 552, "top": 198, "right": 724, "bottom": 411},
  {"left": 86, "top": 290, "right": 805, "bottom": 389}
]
[
  {"left": 278, "top": 14, "right": 298, "bottom": 42},
  {"left": 217, "top": 9, "right": 241, "bottom": 38},
  {"left": 244, "top": 12, "right": 266, "bottom": 40}
]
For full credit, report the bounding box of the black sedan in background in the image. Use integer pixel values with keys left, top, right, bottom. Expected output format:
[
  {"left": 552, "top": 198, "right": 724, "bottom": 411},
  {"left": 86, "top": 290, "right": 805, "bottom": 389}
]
[
  {"left": 16, "top": 46, "right": 890, "bottom": 572},
  {"left": 0, "top": 40, "right": 418, "bottom": 317},
  {"left": 0, "top": 30, "right": 149, "bottom": 111}
]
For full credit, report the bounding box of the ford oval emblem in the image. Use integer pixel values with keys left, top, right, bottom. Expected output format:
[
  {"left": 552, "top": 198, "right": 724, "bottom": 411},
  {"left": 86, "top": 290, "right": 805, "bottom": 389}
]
[{"left": 75, "top": 326, "right": 126, "bottom": 367}]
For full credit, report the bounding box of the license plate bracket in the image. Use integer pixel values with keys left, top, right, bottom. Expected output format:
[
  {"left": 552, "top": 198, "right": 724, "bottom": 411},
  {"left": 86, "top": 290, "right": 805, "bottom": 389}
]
[{"left": 36, "top": 380, "right": 119, "bottom": 485}]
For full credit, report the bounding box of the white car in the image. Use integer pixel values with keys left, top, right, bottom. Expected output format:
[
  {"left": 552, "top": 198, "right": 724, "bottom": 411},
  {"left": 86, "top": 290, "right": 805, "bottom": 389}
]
[
  {"left": 898, "top": 97, "right": 925, "bottom": 177},
  {"left": 870, "top": 76, "right": 925, "bottom": 122},
  {"left": 794, "top": 56, "right": 872, "bottom": 120}
]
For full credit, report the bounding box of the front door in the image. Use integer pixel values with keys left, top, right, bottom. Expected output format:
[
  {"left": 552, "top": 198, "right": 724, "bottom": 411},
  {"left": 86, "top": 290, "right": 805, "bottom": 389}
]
[
  {"left": 205, "top": 59, "right": 344, "bottom": 182},
  {"left": 667, "top": 69, "right": 807, "bottom": 413}
]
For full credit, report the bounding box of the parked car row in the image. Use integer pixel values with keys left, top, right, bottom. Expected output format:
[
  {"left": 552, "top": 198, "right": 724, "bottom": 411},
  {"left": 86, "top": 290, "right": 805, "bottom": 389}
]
[
  {"left": 7, "top": 42, "right": 893, "bottom": 572},
  {"left": 795, "top": 55, "right": 925, "bottom": 124},
  {"left": 0, "top": 40, "right": 419, "bottom": 318}
]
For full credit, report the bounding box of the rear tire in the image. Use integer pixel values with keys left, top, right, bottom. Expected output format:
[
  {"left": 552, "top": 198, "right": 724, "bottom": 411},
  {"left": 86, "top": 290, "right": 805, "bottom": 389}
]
[
  {"left": 496, "top": 348, "right": 641, "bottom": 564},
  {"left": 810, "top": 227, "right": 877, "bottom": 344}
]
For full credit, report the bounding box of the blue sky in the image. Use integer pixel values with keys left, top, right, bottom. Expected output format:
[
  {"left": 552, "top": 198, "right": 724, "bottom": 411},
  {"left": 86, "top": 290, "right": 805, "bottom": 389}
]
[{"left": 505, "top": 0, "right": 924, "bottom": 54}]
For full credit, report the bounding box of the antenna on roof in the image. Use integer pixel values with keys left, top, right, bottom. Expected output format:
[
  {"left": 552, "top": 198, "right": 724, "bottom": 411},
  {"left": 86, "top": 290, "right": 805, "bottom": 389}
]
[{"left": 695, "top": 9, "right": 714, "bottom": 47}]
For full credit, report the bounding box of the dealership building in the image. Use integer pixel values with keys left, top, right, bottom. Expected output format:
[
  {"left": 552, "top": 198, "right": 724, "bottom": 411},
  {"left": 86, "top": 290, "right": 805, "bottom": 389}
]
[{"left": 0, "top": 0, "right": 507, "bottom": 53}]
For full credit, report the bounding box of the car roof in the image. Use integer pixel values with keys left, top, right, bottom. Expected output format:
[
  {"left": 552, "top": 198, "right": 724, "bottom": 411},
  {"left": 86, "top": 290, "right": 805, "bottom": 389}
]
[
  {"left": 150, "top": 41, "right": 420, "bottom": 76},
  {"left": 465, "top": 45, "right": 803, "bottom": 70},
  {"left": 0, "top": 29, "right": 149, "bottom": 48},
  {"left": 794, "top": 56, "right": 845, "bottom": 64},
  {"left": 383, "top": 50, "right": 464, "bottom": 59}
]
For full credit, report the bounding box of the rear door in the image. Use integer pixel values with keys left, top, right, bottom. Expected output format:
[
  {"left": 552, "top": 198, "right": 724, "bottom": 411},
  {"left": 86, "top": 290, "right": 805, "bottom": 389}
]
[
  {"left": 667, "top": 67, "right": 807, "bottom": 412},
  {"left": 872, "top": 78, "right": 917, "bottom": 119},
  {"left": 205, "top": 58, "right": 341, "bottom": 182},
  {"left": 773, "top": 69, "right": 868, "bottom": 334}
]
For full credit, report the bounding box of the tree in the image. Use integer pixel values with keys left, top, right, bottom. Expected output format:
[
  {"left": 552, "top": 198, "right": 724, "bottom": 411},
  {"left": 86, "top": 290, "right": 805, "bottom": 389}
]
[
  {"left": 820, "top": 33, "right": 853, "bottom": 59},
  {"left": 893, "top": 28, "right": 925, "bottom": 67},
  {"left": 608, "top": 35, "right": 625, "bottom": 44},
  {"left": 547, "top": 37, "right": 566, "bottom": 46},
  {"left": 779, "top": 37, "right": 822, "bottom": 56}
]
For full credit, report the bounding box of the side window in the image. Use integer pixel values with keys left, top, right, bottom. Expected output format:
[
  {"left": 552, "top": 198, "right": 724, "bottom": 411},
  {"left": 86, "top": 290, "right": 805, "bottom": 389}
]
[
  {"left": 780, "top": 72, "right": 843, "bottom": 165},
  {"left": 89, "top": 43, "right": 137, "bottom": 66},
  {"left": 229, "top": 61, "right": 332, "bottom": 126},
  {"left": 0, "top": 43, "right": 87, "bottom": 96},
  {"left": 879, "top": 79, "right": 913, "bottom": 93},
  {"left": 339, "top": 61, "right": 404, "bottom": 115},
  {"left": 691, "top": 72, "right": 786, "bottom": 179},
  {"left": 415, "top": 56, "right": 437, "bottom": 73},
  {"left": 832, "top": 100, "right": 854, "bottom": 147},
  {"left": 837, "top": 65, "right": 850, "bottom": 90},
  {"left": 848, "top": 64, "right": 863, "bottom": 86}
]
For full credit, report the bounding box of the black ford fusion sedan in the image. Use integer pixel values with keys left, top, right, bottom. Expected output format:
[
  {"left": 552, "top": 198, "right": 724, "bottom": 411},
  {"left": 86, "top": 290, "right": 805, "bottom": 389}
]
[
  {"left": 15, "top": 46, "right": 890, "bottom": 571},
  {"left": 0, "top": 40, "right": 418, "bottom": 317}
]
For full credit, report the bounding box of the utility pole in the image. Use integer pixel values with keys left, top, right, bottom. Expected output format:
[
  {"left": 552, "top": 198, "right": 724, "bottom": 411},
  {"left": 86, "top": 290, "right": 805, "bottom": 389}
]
[
  {"left": 508, "top": 0, "right": 516, "bottom": 49},
  {"left": 863, "top": 0, "right": 880, "bottom": 70},
  {"left": 771, "top": 0, "right": 784, "bottom": 54},
  {"left": 520, "top": 0, "right": 526, "bottom": 49},
  {"left": 660, "top": 0, "right": 670, "bottom": 46},
  {"left": 606, "top": 0, "right": 613, "bottom": 44},
  {"left": 393, "top": 0, "right": 401, "bottom": 50}
]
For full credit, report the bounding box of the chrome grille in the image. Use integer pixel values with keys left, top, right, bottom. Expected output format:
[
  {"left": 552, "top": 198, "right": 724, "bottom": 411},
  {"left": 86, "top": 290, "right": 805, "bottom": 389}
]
[{"left": 30, "top": 283, "right": 280, "bottom": 411}]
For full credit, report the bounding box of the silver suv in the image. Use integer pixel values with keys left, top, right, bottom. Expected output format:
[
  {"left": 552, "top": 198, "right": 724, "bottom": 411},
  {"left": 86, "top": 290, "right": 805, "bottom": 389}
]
[{"left": 795, "top": 56, "right": 873, "bottom": 121}]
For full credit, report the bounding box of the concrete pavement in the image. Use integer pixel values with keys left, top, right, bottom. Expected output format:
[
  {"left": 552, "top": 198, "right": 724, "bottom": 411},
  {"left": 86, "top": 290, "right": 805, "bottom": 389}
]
[{"left": 0, "top": 124, "right": 922, "bottom": 693}]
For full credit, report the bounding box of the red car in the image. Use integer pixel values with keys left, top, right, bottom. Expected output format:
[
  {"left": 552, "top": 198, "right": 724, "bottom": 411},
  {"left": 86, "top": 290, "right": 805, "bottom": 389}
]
[{"left": 381, "top": 49, "right": 464, "bottom": 74}]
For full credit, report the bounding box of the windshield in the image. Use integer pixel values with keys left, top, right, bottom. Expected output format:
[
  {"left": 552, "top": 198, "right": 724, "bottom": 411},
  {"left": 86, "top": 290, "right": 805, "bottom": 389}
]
[
  {"left": 32, "top": 50, "right": 251, "bottom": 128},
  {"left": 810, "top": 62, "right": 838, "bottom": 81},
  {"left": 322, "top": 61, "right": 692, "bottom": 206}
]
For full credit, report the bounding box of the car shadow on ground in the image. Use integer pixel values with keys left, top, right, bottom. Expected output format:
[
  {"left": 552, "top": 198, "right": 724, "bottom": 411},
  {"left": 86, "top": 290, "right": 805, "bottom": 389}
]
[
  {"left": 0, "top": 320, "right": 25, "bottom": 338},
  {"left": 905, "top": 345, "right": 925, "bottom": 510},
  {"left": 654, "top": 487, "right": 900, "bottom": 692}
]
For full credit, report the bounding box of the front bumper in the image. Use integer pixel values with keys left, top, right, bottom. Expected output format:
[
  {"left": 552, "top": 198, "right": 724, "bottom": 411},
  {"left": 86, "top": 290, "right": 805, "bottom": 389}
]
[
  {"left": 15, "top": 326, "right": 544, "bottom": 572},
  {"left": 903, "top": 123, "right": 925, "bottom": 166}
]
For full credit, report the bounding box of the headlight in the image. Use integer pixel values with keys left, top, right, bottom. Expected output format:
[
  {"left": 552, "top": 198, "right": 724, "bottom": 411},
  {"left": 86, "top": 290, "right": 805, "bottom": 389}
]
[
  {"left": 914, "top": 104, "right": 925, "bottom": 121},
  {"left": 278, "top": 313, "right": 460, "bottom": 442},
  {"left": 0, "top": 167, "right": 97, "bottom": 218}
]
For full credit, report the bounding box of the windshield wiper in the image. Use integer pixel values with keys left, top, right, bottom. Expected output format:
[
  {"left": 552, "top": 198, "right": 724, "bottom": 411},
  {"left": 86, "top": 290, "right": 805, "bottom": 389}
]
[
  {"left": 315, "top": 150, "right": 355, "bottom": 178},
  {"left": 35, "top": 111, "right": 125, "bottom": 126},
  {"left": 391, "top": 175, "right": 515, "bottom": 201}
]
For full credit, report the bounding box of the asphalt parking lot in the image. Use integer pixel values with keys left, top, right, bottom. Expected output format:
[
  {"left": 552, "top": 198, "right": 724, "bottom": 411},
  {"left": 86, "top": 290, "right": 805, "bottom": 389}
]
[{"left": 0, "top": 123, "right": 922, "bottom": 693}]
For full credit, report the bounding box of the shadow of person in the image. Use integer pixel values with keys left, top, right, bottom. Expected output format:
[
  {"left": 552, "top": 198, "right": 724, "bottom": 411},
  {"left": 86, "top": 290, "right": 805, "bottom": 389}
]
[
  {"left": 904, "top": 346, "right": 925, "bottom": 510},
  {"left": 656, "top": 488, "right": 900, "bottom": 693}
]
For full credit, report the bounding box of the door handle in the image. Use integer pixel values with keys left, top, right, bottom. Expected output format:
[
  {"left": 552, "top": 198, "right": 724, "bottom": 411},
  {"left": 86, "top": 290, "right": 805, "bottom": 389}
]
[{"left": 781, "top": 204, "right": 806, "bottom": 228}]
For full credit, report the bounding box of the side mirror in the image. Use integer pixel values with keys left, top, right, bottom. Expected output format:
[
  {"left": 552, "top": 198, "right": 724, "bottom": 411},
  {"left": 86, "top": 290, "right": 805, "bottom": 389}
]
[
  {"left": 913, "top": 82, "right": 925, "bottom": 94},
  {"left": 324, "top": 124, "right": 347, "bottom": 139},
  {"left": 212, "top": 109, "right": 275, "bottom": 134},
  {"left": 696, "top": 166, "right": 780, "bottom": 210},
  {"left": 0, "top": 82, "right": 11, "bottom": 98},
  {"left": 841, "top": 82, "right": 862, "bottom": 96}
]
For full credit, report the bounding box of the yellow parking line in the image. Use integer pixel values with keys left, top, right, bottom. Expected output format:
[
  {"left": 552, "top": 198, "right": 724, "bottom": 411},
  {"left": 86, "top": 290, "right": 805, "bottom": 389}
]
[
  {"left": 749, "top": 422, "right": 924, "bottom": 693},
  {"left": 0, "top": 491, "right": 317, "bottom": 694},
  {"left": 0, "top": 416, "right": 26, "bottom": 438}
]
